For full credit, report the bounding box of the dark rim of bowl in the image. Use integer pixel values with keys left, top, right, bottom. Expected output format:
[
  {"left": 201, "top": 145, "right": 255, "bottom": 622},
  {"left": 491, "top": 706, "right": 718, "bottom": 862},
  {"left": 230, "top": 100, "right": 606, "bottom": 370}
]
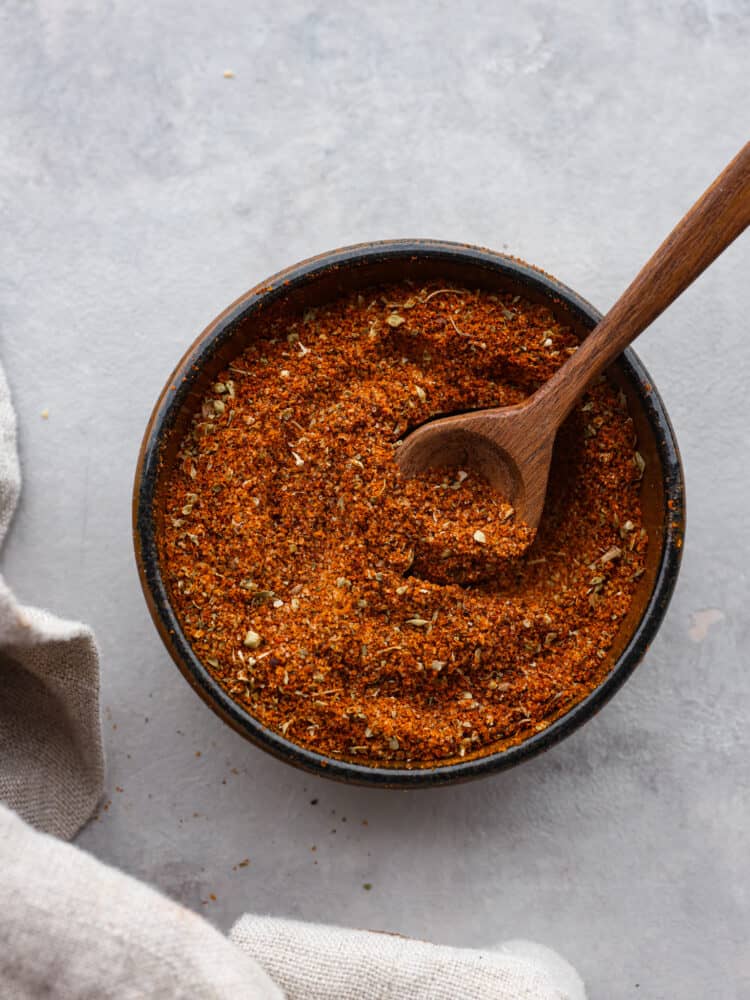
[{"left": 134, "top": 239, "right": 685, "bottom": 788}]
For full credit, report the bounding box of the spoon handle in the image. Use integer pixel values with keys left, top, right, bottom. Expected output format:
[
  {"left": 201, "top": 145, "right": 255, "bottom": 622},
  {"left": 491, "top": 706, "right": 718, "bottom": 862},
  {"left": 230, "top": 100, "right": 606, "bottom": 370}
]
[{"left": 533, "top": 141, "right": 750, "bottom": 422}]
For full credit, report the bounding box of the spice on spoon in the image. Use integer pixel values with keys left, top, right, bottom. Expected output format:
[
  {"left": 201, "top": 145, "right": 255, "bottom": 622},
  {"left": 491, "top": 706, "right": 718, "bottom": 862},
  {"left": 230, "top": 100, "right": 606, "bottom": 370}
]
[{"left": 160, "top": 282, "right": 647, "bottom": 764}]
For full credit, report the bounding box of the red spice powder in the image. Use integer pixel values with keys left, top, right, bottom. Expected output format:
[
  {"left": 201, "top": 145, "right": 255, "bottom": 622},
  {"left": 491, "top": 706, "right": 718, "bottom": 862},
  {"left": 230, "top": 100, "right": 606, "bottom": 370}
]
[{"left": 160, "top": 283, "right": 647, "bottom": 765}]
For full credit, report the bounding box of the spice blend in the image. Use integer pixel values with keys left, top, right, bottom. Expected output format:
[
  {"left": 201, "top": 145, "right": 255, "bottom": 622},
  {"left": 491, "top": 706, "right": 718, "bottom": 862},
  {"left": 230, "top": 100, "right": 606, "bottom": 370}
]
[{"left": 160, "top": 283, "right": 647, "bottom": 765}]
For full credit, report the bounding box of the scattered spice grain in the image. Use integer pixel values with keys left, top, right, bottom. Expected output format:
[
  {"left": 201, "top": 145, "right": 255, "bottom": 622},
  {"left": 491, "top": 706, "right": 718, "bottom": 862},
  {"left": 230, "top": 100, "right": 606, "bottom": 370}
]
[{"left": 160, "top": 281, "right": 647, "bottom": 765}]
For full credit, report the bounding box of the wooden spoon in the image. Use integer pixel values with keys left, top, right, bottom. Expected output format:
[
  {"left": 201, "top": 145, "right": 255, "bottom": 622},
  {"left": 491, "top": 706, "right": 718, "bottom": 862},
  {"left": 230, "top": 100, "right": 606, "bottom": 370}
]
[{"left": 397, "top": 142, "right": 750, "bottom": 530}]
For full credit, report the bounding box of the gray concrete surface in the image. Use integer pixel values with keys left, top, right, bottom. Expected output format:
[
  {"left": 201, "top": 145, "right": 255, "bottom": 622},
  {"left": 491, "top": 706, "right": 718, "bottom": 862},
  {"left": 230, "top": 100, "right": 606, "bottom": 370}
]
[{"left": 1, "top": 2, "right": 748, "bottom": 997}]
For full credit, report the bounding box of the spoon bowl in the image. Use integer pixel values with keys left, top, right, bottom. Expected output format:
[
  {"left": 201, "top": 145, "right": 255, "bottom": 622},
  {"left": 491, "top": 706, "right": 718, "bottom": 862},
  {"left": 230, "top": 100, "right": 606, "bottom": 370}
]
[{"left": 397, "top": 405, "right": 552, "bottom": 531}]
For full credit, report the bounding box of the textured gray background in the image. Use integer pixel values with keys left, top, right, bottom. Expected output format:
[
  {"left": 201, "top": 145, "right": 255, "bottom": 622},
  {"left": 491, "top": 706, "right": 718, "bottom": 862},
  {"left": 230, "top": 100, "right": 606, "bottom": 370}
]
[{"left": 1, "top": 2, "right": 749, "bottom": 998}]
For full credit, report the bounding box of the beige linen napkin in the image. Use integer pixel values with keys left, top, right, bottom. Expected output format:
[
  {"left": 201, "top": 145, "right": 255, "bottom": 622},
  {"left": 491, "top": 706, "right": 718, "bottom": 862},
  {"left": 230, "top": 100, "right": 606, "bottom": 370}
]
[
  {"left": 232, "top": 917, "right": 585, "bottom": 1000},
  {"left": 0, "top": 364, "right": 103, "bottom": 840},
  {"left": 0, "top": 802, "right": 283, "bottom": 1000},
  {"left": 0, "top": 361, "right": 585, "bottom": 999}
]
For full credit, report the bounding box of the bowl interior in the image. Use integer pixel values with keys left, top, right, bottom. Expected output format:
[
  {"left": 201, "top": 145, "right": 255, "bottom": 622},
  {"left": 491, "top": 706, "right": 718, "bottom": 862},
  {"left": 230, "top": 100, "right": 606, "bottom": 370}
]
[{"left": 135, "top": 242, "right": 684, "bottom": 787}]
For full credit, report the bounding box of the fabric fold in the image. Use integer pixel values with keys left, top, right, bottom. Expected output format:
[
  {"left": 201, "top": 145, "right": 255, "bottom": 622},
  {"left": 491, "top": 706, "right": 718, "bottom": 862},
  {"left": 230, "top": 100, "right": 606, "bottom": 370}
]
[
  {"left": 0, "top": 364, "right": 104, "bottom": 840},
  {"left": 0, "top": 804, "right": 283, "bottom": 1000},
  {"left": 231, "top": 915, "right": 586, "bottom": 1000}
]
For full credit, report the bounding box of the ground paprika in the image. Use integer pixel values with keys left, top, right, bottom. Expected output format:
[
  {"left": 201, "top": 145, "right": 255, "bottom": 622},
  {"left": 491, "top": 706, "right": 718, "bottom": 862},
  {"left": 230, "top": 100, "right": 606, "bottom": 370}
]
[{"left": 160, "top": 282, "right": 646, "bottom": 764}]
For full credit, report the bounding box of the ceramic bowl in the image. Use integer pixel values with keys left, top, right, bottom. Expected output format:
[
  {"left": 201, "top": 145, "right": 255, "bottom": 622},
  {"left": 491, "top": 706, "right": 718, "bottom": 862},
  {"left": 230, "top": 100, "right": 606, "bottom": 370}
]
[{"left": 133, "top": 240, "right": 685, "bottom": 787}]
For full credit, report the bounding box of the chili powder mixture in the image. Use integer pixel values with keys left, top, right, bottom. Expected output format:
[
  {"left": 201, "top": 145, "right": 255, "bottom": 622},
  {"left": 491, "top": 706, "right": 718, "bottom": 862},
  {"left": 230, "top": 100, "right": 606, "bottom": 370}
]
[{"left": 160, "top": 283, "right": 647, "bottom": 764}]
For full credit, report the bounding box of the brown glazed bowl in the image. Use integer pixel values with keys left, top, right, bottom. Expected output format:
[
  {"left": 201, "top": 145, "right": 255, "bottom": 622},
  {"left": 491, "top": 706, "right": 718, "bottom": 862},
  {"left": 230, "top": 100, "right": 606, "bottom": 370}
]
[{"left": 133, "top": 240, "right": 685, "bottom": 788}]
